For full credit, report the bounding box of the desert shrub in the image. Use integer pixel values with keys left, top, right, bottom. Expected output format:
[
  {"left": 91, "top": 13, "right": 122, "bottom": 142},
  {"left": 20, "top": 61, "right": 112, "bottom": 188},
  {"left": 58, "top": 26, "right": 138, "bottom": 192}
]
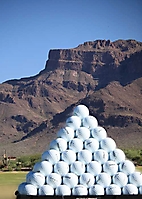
[{"left": 123, "top": 149, "right": 142, "bottom": 166}]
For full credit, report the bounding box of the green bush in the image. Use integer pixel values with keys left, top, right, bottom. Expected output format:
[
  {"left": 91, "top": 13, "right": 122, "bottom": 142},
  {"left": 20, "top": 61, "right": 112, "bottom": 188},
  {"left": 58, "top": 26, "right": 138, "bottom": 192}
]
[
  {"left": 16, "top": 154, "right": 41, "bottom": 168},
  {"left": 123, "top": 149, "right": 142, "bottom": 166}
]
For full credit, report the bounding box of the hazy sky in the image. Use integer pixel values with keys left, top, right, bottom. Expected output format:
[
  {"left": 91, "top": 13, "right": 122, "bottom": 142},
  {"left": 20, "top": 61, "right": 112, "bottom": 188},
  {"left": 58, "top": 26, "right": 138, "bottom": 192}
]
[{"left": 0, "top": 0, "right": 142, "bottom": 83}]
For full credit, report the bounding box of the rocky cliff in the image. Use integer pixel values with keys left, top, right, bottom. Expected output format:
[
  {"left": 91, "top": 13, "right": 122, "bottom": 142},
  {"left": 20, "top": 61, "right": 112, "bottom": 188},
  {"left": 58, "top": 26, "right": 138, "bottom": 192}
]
[{"left": 0, "top": 39, "right": 142, "bottom": 156}]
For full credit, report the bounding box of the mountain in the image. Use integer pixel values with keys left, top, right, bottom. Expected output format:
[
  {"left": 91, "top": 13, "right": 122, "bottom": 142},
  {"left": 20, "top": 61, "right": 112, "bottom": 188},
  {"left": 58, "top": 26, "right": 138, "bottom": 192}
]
[{"left": 0, "top": 39, "right": 142, "bottom": 157}]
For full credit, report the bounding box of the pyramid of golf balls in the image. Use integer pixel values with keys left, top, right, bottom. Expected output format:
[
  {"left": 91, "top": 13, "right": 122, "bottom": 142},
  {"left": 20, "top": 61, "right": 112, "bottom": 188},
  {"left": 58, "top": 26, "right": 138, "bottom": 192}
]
[{"left": 17, "top": 105, "right": 142, "bottom": 196}]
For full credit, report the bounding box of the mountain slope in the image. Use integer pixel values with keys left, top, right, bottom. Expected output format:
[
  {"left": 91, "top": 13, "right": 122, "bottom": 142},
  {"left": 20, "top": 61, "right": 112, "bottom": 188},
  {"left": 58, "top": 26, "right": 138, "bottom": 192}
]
[{"left": 0, "top": 39, "right": 142, "bottom": 156}]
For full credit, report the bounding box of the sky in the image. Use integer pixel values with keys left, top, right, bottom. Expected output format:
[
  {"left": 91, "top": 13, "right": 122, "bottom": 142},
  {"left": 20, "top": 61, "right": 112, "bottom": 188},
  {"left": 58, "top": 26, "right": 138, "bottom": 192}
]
[{"left": 0, "top": 0, "right": 142, "bottom": 83}]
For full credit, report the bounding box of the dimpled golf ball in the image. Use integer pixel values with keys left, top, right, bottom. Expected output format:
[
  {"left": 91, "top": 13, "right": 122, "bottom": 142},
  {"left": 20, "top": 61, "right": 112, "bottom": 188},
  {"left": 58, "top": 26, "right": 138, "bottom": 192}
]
[
  {"left": 112, "top": 172, "right": 128, "bottom": 187},
  {"left": 95, "top": 172, "right": 111, "bottom": 188},
  {"left": 18, "top": 182, "right": 37, "bottom": 195},
  {"left": 106, "top": 184, "right": 121, "bottom": 195},
  {"left": 69, "top": 138, "right": 83, "bottom": 152},
  {"left": 122, "top": 184, "right": 138, "bottom": 195},
  {"left": 73, "top": 104, "right": 89, "bottom": 119},
  {"left": 109, "top": 148, "right": 125, "bottom": 163},
  {"left": 72, "top": 185, "right": 88, "bottom": 195},
  {"left": 26, "top": 171, "right": 45, "bottom": 188},
  {"left": 93, "top": 149, "right": 108, "bottom": 164},
  {"left": 46, "top": 173, "right": 61, "bottom": 188},
  {"left": 89, "top": 184, "right": 104, "bottom": 195},
  {"left": 61, "top": 150, "right": 76, "bottom": 164},
  {"left": 66, "top": 115, "right": 81, "bottom": 130},
  {"left": 76, "top": 127, "right": 90, "bottom": 141},
  {"left": 78, "top": 149, "right": 92, "bottom": 164},
  {"left": 79, "top": 173, "right": 94, "bottom": 187},
  {"left": 63, "top": 173, "right": 78, "bottom": 188},
  {"left": 57, "top": 126, "right": 74, "bottom": 141},
  {"left": 54, "top": 161, "right": 69, "bottom": 176},
  {"left": 55, "top": 185, "right": 71, "bottom": 196},
  {"left": 87, "top": 161, "right": 102, "bottom": 176},
  {"left": 128, "top": 172, "right": 142, "bottom": 187},
  {"left": 119, "top": 160, "right": 135, "bottom": 175},
  {"left": 84, "top": 138, "right": 99, "bottom": 152},
  {"left": 70, "top": 161, "right": 85, "bottom": 176},
  {"left": 91, "top": 126, "right": 107, "bottom": 141},
  {"left": 103, "top": 161, "right": 118, "bottom": 176},
  {"left": 38, "top": 185, "right": 54, "bottom": 195},
  {"left": 82, "top": 115, "right": 98, "bottom": 129},
  {"left": 41, "top": 149, "right": 60, "bottom": 164},
  {"left": 49, "top": 138, "right": 67, "bottom": 152},
  {"left": 100, "top": 137, "right": 116, "bottom": 152},
  {"left": 33, "top": 161, "right": 52, "bottom": 176}
]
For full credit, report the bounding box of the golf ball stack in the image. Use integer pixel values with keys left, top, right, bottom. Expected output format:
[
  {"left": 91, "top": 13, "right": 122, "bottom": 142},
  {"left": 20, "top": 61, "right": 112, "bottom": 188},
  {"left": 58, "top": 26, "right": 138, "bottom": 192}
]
[{"left": 16, "top": 104, "right": 142, "bottom": 196}]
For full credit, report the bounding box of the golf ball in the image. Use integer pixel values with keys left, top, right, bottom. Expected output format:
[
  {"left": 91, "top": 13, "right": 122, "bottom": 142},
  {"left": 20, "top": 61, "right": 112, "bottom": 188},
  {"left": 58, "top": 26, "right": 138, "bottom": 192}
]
[
  {"left": 91, "top": 126, "right": 107, "bottom": 141},
  {"left": 66, "top": 115, "right": 81, "bottom": 130},
  {"left": 49, "top": 138, "right": 67, "bottom": 152},
  {"left": 100, "top": 137, "right": 116, "bottom": 152},
  {"left": 57, "top": 126, "right": 74, "bottom": 141},
  {"left": 73, "top": 104, "right": 89, "bottom": 119},
  {"left": 82, "top": 115, "right": 98, "bottom": 129},
  {"left": 84, "top": 138, "right": 99, "bottom": 152},
  {"left": 41, "top": 149, "right": 60, "bottom": 164}
]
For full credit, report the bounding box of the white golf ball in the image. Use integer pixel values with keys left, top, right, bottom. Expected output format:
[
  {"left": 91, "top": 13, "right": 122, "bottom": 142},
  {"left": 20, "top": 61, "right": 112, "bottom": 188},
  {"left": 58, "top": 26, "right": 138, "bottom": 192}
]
[
  {"left": 78, "top": 149, "right": 92, "bottom": 164},
  {"left": 46, "top": 173, "right": 61, "bottom": 188},
  {"left": 128, "top": 172, "right": 142, "bottom": 187},
  {"left": 33, "top": 161, "right": 52, "bottom": 176},
  {"left": 91, "top": 126, "right": 107, "bottom": 141},
  {"left": 68, "top": 138, "right": 83, "bottom": 152},
  {"left": 89, "top": 184, "right": 104, "bottom": 195},
  {"left": 61, "top": 150, "right": 76, "bottom": 164},
  {"left": 87, "top": 161, "right": 102, "bottom": 176},
  {"left": 122, "top": 184, "right": 138, "bottom": 195},
  {"left": 79, "top": 173, "right": 94, "bottom": 188},
  {"left": 109, "top": 148, "right": 125, "bottom": 163},
  {"left": 70, "top": 161, "right": 85, "bottom": 176},
  {"left": 26, "top": 171, "right": 45, "bottom": 188},
  {"left": 82, "top": 115, "right": 98, "bottom": 129},
  {"left": 63, "top": 173, "right": 78, "bottom": 188},
  {"left": 54, "top": 161, "right": 69, "bottom": 176},
  {"left": 106, "top": 184, "right": 121, "bottom": 195},
  {"left": 93, "top": 149, "right": 108, "bottom": 164},
  {"left": 119, "top": 160, "right": 135, "bottom": 175},
  {"left": 57, "top": 126, "right": 74, "bottom": 141},
  {"left": 100, "top": 137, "right": 116, "bottom": 152},
  {"left": 55, "top": 185, "right": 71, "bottom": 196},
  {"left": 41, "top": 149, "right": 60, "bottom": 164},
  {"left": 72, "top": 185, "right": 88, "bottom": 195},
  {"left": 73, "top": 104, "right": 89, "bottom": 119},
  {"left": 75, "top": 127, "right": 90, "bottom": 141},
  {"left": 112, "top": 172, "right": 128, "bottom": 187},
  {"left": 84, "top": 138, "right": 99, "bottom": 152},
  {"left": 66, "top": 115, "right": 81, "bottom": 130},
  {"left": 103, "top": 161, "right": 118, "bottom": 176},
  {"left": 18, "top": 182, "right": 37, "bottom": 195},
  {"left": 95, "top": 172, "right": 111, "bottom": 188},
  {"left": 38, "top": 185, "right": 54, "bottom": 195},
  {"left": 49, "top": 138, "right": 67, "bottom": 152}
]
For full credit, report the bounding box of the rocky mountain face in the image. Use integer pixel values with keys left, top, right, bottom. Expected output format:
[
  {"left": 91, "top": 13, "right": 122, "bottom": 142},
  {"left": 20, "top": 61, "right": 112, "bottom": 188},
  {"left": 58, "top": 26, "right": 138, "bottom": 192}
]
[{"left": 0, "top": 39, "right": 142, "bottom": 156}]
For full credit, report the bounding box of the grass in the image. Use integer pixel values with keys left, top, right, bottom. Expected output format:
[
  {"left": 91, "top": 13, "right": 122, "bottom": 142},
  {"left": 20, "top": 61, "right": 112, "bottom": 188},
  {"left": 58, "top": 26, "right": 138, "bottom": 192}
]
[
  {"left": 0, "top": 171, "right": 27, "bottom": 199},
  {"left": 136, "top": 166, "right": 142, "bottom": 173}
]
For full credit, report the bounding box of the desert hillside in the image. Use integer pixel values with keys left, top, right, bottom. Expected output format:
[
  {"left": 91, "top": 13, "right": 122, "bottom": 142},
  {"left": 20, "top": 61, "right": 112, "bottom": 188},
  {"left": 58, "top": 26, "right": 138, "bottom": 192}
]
[{"left": 0, "top": 39, "right": 142, "bottom": 156}]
